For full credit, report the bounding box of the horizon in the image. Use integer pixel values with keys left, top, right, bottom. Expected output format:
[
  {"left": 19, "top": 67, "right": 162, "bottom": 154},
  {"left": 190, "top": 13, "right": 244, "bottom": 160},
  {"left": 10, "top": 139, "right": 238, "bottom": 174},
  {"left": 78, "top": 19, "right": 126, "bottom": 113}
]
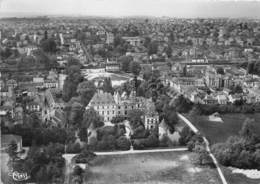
[{"left": 0, "top": 0, "right": 260, "bottom": 19}]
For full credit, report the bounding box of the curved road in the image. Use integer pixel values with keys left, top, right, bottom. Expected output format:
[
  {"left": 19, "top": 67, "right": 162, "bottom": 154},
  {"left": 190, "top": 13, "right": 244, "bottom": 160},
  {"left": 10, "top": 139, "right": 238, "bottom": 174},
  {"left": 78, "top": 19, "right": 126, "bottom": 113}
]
[{"left": 177, "top": 113, "right": 228, "bottom": 184}]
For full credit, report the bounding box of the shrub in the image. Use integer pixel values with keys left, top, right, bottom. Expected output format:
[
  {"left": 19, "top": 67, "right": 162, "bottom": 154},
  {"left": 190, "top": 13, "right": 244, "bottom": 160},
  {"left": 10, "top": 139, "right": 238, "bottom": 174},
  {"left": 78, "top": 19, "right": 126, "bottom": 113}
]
[
  {"left": 133, "top": 133, "right": 159, "bottom": 150},
  {"left": 74, "top": 149, "right": 96, "bottom": 164},
  {"left": 96, "top": 135, "right": 116, "bottom": 151},
  {"left": 111, "top": 116, "right": 126, "bottom": 124},
  {"left": 179, "top": 126, "right": 195, "bottom": 146},
  {"left": 66, "top": 142, "right": 81, "bottom": 153},
  {"left": 212, "top": 120, "right": 260, "bottom": 169},
  {"left": 116, "top": 136, "right": 131, "bottom": 150}
]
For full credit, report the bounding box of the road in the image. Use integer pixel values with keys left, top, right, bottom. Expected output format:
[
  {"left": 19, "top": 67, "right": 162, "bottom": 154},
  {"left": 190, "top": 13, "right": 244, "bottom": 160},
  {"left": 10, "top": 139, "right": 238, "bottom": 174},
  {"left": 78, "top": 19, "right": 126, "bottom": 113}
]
[
  {"left": 95, "top": 147, "right": 188, "bottom": 155},
  {"left": 203, "top": 137, "right": 228, "bottom": 184},
  {"left": 177, "top": 113, "right": 228, "bottom": 184}
]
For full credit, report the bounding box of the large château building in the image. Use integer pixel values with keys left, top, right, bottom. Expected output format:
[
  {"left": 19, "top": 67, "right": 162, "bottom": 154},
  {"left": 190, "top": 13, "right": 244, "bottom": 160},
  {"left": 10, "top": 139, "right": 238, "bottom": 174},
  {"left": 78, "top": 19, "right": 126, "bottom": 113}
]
[{"left": 87, "top": 90, "right": 159, "bottom": 130}]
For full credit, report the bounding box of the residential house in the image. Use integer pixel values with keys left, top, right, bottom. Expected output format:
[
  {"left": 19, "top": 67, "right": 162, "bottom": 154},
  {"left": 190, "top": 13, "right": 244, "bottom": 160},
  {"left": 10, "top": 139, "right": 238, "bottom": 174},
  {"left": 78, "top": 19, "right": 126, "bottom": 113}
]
[
  {"left": 105, "top": 59, "right": 120, "bottom": 73},
  {"left": 122, "top": 36, "right": 144, "bottom": 47}
]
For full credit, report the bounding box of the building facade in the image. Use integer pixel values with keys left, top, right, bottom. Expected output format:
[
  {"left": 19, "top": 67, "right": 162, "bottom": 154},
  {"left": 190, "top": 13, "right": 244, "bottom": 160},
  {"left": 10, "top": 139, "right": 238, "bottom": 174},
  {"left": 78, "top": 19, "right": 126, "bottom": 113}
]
[{"left": 87, "top": 90, "right": 159, "bottom": 129}]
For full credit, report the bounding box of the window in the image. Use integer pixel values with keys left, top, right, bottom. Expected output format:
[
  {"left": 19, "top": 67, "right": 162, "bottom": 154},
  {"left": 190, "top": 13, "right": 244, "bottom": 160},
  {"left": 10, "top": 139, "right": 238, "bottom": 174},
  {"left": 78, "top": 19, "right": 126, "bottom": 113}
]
[
  {"left": 107, "top": 111, "right": 109, "bottom": 115},
  {"left": 102, "top": 111, "right": 104, "bottom": 115}
]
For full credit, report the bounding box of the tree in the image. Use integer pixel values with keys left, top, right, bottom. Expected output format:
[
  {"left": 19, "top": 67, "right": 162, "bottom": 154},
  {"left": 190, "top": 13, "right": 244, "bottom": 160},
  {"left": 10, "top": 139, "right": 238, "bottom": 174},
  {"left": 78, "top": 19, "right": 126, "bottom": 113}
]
[
  {"left": 82, "top": 108, "right": 104, "bottom": 129},
  {"left": 67, "top": 142, "right": 81, "bottom": 153},
  {"left": 119, "top": 56, "right": 133, "bottom": 73},
  {"left": 74, "top": 149, "right": 96, "bottom": 163},
  {"left": 162, "top": 104, "right": 178, "bottom": 133},
  {"left": 25, "top": 144, "right": 65, "bottom": 183},
  {"left": 179, "top": 126, "right": 195, "bottom": 146},
  {"left": 96, "top": 134, "right": 116, "bottom": 151},
  {"left": 114, "top": 35, "right": 124, "bottom": 47},
  {"left": 196, "top": 149, "right": 212, "bottom": 166},
  {"left": 165, "top": 46, "right": 172, "bottom": 58},
  {"left": 212, "top": 119, "right": 260, "bottom": 169},
  {"left": 239, "top": 118, "right": 254, "bottom": 139},
  {"left": 69, "top": 102, "right": 84, "bottom": 128},
  {"left": 148, "top": 41, "right": 158, "bottom": 56},
  {"left": 67, "top": 57, "right": 82, "bottom": 68},
  {"left": 78, "top": 128, "right": 88, "bottom": 142},
  {"left": 143, "top": 69, "right": 153, "bottom": 81},
  {"left": 7, "top": 140, "right": 18, "bottom": 159},
  {"left": 111, "top": 116, "right": 126, "bottom": 124},
  {"left": 128, "top": 109, "right": 144, "bottom": 129},
  {"left": 247, "top": 61, "right": 255, "bottom": 74},
  {"left": 102, "top": 78, "right": 114, "bottom": 94},
  {"left": 130, "top": 61, "right": 141, "bottom": 76},
  {"left": 40, "top": 38, "right": 57, "bottom": 53},
  {"left": 116, "top": 136, "right": 131, "bottom": 150},
  {"left": 170, "top": 95, "right": 193, "bottom": 113},
  {"left": 62, "top": 65, "right": 83, "bottom": 102},
  {"left": 77, "top": 80, "right": 96, "bottom": 106},
  {"left": 230, "top": 85, "right": 243, "bottom": 94},
  {"left": 216, "top": 67, "right": 225, "bottom": 75},
  {"left": 144, "top": 37, "right": 151, "bottom": 48},
  {"left": 73, "top": 166, "right": 84, "bottom": 176}
]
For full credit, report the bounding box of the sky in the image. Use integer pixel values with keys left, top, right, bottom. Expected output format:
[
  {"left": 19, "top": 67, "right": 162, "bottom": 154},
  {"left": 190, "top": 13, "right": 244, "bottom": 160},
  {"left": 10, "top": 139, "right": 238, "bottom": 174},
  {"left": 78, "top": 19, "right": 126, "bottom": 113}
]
[{"left": 0, "top": 0, "right": 260, "bottom": 18}]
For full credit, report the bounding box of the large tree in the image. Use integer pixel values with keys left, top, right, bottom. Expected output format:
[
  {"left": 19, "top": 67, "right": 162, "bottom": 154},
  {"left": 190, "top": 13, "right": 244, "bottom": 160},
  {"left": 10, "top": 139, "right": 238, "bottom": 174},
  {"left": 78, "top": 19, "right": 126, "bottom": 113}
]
[
  {"left": 130, "top": 61, "right": 141, "bottom": 76},
  {"left": 68, "top": 102, "right": 85, "bottom": 128},
  {"left": 77, "top": 80, "right": 96, "bottom": 106},
  {"left": 40, "top": 38, "right": 57, "bottom": 53},
  {"left": 148, "top": 41, "right": 158, "bottom": 56},
  {"left": 212, "top": 119, "right": 260, "bottom": 169},
  {"left": 82, "top": 108, "right": 104, "bottom": 129},
  {"left": 102, "top": 78, "right": 114, "bottom": 94},
  {"left": 119, "top": 55, "right": 133, "bottom": 73},
  {"left": 62, "top": 65, "right": 83, "bottom": 102}
]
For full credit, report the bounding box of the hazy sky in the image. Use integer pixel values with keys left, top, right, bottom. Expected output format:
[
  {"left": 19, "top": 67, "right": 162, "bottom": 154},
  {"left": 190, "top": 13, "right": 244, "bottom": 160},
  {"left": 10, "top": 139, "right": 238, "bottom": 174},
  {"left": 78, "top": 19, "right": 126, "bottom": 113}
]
[{"left": 0, "top": 0, "right": 260, "bottom": 18}]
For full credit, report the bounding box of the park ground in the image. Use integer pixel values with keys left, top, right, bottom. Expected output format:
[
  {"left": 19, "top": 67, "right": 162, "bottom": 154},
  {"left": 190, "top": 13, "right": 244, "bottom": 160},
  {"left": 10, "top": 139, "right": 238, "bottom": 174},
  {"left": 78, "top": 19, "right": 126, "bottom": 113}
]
[
  {"left": 222, "top": 166, "right": 260, "bottom": 184},
  {"left": 84, "top": 151, "right": 222, "bottom": 184},
  {"left": 187, "top": 113, "right": 260, "bottom": 144},
  {"left": 186, "top": 113, "right": 260, "bottom": 184}
]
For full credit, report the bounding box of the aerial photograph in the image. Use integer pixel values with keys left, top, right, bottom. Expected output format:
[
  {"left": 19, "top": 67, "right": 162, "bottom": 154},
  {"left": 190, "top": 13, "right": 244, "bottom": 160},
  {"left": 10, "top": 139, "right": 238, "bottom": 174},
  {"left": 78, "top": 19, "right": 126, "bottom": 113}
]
[{"left": 0, "top": 0, "right": 260, "bottom": 183}]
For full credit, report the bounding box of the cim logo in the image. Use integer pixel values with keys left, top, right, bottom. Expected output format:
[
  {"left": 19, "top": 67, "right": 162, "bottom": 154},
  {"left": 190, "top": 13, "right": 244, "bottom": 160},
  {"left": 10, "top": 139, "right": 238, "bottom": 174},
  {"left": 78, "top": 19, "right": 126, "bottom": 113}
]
[{"left": 8, "top": 168, "right": 30, "bottom": 182}]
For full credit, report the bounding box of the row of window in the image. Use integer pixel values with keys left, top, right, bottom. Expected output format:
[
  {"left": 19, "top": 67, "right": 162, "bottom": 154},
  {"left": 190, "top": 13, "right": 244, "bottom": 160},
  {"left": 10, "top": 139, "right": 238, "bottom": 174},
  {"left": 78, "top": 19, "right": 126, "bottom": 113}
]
[
  {"left": 100, "top": 110, "right": 128, "bottom": 116},
  {"left": 146, "top": 118, "right": 158, "bottom": 124},
  {"left": 95, "top": 104, "right": 142, "bottom": 110}
]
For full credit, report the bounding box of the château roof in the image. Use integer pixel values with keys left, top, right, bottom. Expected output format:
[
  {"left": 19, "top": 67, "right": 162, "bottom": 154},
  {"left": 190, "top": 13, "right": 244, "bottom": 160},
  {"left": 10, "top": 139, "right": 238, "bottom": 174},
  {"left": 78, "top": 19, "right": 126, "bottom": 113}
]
[{"left": 90, "top": 91, "right": 115, "bottom": 105}]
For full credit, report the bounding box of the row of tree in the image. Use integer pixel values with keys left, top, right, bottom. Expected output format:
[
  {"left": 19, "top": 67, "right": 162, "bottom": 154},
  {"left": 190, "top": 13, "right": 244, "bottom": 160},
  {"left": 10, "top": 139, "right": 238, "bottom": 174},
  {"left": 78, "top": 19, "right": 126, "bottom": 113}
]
[
  {"left": 190, "top": 103, "right": 260, "bottom": 116},
  {"left": 212, "top": 119, "right": 260, "bottom": 169}
]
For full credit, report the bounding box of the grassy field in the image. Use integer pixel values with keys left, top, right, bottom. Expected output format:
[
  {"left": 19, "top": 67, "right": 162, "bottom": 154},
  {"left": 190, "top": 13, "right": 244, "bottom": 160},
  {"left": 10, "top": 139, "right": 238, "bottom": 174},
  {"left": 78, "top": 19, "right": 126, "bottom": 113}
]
[
  {"left": 84, "top": 151, "right": 222, "bottom": 184},
  {"left": 222, "top": 166, "right": 260, "bottom": 184},
  {"left": 187, "top": 113, "right": 260, "bottom": 144},
  {"left": 186, "top": 113, "right": 260, "bottom": 184}
]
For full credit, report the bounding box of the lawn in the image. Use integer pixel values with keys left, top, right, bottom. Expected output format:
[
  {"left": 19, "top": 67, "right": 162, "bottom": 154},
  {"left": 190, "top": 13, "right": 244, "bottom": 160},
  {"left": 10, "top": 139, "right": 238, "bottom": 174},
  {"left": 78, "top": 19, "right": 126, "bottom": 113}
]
[
  {"left": 84, "top": 151, "right": 222, "bottom": 184},
  {"left": 187, "top": 113, "right": 260, "bottom": 144},
  {"left": 222, "top": 166, "right": 260, "bottom": 184}
]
